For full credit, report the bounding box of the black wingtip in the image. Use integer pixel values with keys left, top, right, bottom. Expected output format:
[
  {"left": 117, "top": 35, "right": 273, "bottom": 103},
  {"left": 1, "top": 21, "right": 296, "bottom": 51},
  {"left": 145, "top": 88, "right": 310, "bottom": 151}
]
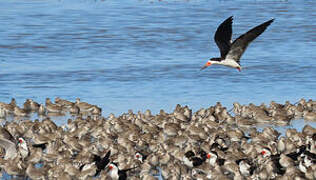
[
  {"left": 266, "top": 18, "right": 275, "bottom": 25},
  {"left": 227, "top": 16, "right": 233, "bottom": 22},
  {"left": 220, "top": 16, "right": 233, "bottom": 24},
  {"left": 105, "top": 150, "right": 111, "bottom": 159},
  {"left": 256, "top": 18, "right": 274, "bottom": 31}
]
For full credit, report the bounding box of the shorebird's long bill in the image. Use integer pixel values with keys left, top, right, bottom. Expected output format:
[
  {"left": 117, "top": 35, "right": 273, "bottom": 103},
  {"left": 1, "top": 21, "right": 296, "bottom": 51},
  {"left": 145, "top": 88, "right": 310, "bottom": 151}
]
[{"left": 200, "top": 61, "right": 211, "bottom": 70}]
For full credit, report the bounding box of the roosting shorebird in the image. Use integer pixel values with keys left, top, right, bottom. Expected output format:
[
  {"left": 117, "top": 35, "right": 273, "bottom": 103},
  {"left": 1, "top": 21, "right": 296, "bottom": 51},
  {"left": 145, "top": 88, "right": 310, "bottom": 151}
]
[{"left": 201, "top": 16, "right": 274, "bottom": 71}]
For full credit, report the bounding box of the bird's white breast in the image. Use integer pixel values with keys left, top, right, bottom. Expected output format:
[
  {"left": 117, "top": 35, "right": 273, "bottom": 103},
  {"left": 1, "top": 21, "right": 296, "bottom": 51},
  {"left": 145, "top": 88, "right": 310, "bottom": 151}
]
[
  {"left": 210, "top": 59, "right": 240, "bottom": 68},
  {"left": 220, "top": 59, "right": 240, "bottom": 68}
]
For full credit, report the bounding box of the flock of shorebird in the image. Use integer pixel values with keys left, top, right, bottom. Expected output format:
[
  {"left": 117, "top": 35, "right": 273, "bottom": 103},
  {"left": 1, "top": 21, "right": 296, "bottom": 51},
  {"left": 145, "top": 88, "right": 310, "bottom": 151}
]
[
  {"left": 0, "top": 97, "right": 315, "bottom": 179},
  {"left": 0, "top": 97, "right": 101, "bottom": 119}
]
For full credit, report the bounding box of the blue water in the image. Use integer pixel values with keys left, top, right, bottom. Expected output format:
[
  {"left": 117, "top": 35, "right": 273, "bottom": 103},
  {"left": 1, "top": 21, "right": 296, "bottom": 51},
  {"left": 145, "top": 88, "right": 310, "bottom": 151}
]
[{"left": 0, "top": 0, "right": 315, "bottom": 116}]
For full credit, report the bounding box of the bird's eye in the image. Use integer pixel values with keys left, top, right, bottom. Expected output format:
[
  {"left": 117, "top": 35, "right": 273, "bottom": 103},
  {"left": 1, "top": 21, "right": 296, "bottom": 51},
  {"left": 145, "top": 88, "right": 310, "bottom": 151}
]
[
  {"left": 109, "top": 165, "right": 113, "bottom": 169},
  {"left": 136, "top": 154, "right": 140, "bottom": 158}
]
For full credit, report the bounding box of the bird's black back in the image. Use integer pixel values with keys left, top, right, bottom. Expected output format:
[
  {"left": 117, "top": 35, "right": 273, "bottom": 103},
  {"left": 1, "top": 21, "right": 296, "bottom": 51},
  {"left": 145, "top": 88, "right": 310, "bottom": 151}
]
[{"left": 32, "top": 143, "right": 47, "bottom": 150}]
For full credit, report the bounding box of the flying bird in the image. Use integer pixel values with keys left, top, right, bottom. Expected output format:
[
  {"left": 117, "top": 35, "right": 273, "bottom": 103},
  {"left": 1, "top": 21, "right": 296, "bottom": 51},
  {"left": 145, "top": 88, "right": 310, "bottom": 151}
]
[{"left": 201, "top": 16, "right": 274, "bottom": 71}]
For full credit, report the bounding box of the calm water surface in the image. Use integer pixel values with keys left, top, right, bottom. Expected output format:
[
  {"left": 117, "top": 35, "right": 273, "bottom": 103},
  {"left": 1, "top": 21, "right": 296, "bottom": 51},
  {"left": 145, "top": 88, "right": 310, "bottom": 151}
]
[
  {"left": 0, "top": 0, "right": 315, "bottom": 117},
  {"left": 0, "top": 1, "right": 315, "bottom": 178}
]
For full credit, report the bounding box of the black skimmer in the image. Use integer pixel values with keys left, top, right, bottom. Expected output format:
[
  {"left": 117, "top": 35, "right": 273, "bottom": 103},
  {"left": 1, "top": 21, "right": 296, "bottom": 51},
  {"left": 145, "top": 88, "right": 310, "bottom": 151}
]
[
  {"left": 262, "top": 145, "right": 307, "bottom": 161},
  {"left": 17, "top": 137, "right": 29, "bottom": 159},
  {"left": 183, "top": 150, "right": 207, "bottom": 167},
  {"left": 299, "top": 151, "right": 316, "bottom": 173},
  {"left": 206, "top": 151, "right": 225, "bottom": 166},
  {"left": 93, "top": 150, "right": 111, "bottom": 176},
  {"left": 260, "top": 149, "right": 286, "bottom": 176},
  {"left": 201, "top": 16, "right": 274, "bottom": 71},
  {"left": 135, "top": 152, "right": 148, "bottom": 163},
  {"left": 106, "top": 162, "right": 137, "bottom": 180},
  {"left": 259, "top": 147, "right": 309, "bottom": 175},
  {"left": 78, "top": 151, "right": 111, "bottom": 177}
]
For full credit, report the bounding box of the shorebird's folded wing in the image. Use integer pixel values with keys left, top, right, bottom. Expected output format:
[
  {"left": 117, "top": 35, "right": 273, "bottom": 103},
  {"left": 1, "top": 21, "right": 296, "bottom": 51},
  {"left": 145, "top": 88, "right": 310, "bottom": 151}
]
[
  {"left": 214, "top": 16, "right": 233, "bottom": 59},
  {"left": 0, "top": 127, "right": 16, "bottom": 142},
  {"left": 0, "top": 139, "right": 18, "bottom": 160},
  {"left": 226, "top": 19, "right": 274, "bottom": 64}
]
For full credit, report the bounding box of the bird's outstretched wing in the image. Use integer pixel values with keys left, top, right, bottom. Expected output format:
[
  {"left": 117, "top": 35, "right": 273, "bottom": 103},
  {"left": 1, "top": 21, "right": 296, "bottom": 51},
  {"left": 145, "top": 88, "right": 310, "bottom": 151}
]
[
  {"left": 225, "top": 19, "right": 274, "bottom": 64},
  {"left": 214, "top": 16, "right": 233, "bottom": 59}
]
